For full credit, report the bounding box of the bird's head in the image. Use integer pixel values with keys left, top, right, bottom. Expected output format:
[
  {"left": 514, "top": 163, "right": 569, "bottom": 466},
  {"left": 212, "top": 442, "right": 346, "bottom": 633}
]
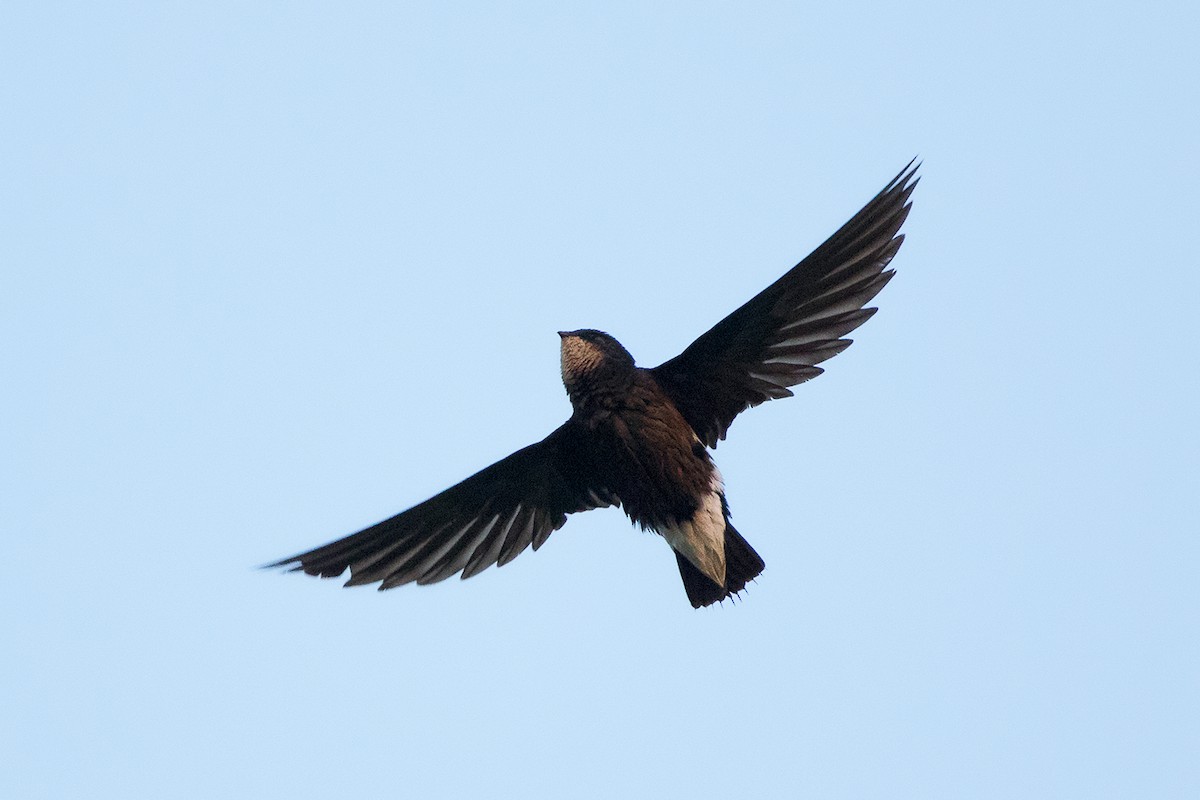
[{"left": 558, "top": 329, "right": 636, "bottom": 406}]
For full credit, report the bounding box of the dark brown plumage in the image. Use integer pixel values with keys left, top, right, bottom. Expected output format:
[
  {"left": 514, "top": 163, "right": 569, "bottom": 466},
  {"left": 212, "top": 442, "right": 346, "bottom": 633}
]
[{"left": 267, "top": 161, "right": 918, "bottom": 607}]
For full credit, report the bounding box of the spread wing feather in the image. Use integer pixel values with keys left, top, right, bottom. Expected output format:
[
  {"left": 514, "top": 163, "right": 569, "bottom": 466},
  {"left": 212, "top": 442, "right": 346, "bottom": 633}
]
[
  {"left": 651, "top": 160, "right": 918, "bottom": 447},
  {"left": 266, "top": 422, "right": 614, "bottom": 588}
]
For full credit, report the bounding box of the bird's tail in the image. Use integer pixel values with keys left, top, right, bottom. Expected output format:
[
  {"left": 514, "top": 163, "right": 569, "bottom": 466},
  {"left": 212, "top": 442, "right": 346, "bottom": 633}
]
[{"left": 674, "top": 521, "right": 765, "bottom": 608}]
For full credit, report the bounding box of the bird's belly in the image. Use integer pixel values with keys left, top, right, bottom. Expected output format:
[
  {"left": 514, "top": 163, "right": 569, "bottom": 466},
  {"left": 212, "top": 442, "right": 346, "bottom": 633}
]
[
  {"left": 593, "top": 409, "right": 729, "bottom": 585},
  {"left": 601, "top": 432, "right": 707, "bottom": 526}
]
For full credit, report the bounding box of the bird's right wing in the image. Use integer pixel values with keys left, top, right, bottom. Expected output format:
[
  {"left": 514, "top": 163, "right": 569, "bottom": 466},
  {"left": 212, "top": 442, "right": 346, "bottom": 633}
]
[
  {"left": 651, "top": 161, "right": 918, "bottom": 447},
  {"left": 266, "top": 421, "right": 615, "bottom": 588}
]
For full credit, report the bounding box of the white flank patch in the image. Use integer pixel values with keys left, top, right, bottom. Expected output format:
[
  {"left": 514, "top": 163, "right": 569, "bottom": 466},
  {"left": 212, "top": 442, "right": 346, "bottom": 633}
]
[{"left": 660, "top": 467, "right": 727, "bottom": 587}]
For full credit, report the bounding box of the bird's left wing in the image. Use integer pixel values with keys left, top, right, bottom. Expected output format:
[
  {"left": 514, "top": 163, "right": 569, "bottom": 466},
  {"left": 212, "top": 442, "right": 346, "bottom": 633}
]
[
  {"left": 651, "top": 161, "right": 918, "bottom": 447},
  {"left": 267, "top": 421, "right": 615, "bottom": 588}
]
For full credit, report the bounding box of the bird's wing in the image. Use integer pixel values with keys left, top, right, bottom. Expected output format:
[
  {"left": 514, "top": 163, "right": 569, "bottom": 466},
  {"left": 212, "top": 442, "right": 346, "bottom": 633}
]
[
  {"left": 651, "top": 161, "right": 918, "bottom": 447},
  {"left": 266, "top": 421, "right": 615, "bottom": 588}
]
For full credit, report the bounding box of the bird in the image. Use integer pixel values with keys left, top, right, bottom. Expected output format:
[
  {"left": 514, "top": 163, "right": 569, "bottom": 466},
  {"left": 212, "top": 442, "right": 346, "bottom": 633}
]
[{"left": 267, "top": 161, "right": 918, "bottom": 608}]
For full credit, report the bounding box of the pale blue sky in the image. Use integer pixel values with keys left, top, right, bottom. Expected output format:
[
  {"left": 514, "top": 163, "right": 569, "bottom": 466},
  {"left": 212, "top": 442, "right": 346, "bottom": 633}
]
[{"left": 3, "top": 2, "right": 1198, "bottom": 798}]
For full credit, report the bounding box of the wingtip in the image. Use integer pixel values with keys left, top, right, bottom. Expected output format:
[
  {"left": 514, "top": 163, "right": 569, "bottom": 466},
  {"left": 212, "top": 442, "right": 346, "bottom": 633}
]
[
  {"left": 898, "top": 156, "right": 921, "bottom": 187},
  {"left": 879, "top": 157, "right": 920, "bottom": 194}
]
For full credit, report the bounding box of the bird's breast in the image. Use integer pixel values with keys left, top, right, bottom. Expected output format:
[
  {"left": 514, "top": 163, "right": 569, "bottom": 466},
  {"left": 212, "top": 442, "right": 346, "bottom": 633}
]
[{"left": 589, "top": 390, "right": 715, "bottom": 531}]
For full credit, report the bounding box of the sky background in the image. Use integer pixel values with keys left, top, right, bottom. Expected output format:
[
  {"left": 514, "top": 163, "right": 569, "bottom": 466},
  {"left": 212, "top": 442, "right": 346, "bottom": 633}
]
[{"left": 3, "top": 2, "right": 1198, "bottom": 798}]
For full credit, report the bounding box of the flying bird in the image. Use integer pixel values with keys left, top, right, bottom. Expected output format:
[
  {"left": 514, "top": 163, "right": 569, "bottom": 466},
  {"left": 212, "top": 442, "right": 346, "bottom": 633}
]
[{"left": 268, "top": 162, "right": 918, "bottom": 607}]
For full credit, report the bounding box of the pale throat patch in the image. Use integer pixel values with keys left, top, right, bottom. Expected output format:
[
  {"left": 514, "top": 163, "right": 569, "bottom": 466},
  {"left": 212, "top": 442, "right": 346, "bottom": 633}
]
[
  {"left": 660, "top": 466, "right": 727, "bottom": 588},
  {"left": 560, "top": 336, "right": 606, "bottom": 391}
]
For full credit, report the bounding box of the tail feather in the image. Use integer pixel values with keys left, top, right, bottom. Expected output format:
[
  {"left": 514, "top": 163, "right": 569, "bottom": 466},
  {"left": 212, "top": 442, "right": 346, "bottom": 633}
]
[{"left": 675, "top": 522, "right": 765, "bottom": 608}]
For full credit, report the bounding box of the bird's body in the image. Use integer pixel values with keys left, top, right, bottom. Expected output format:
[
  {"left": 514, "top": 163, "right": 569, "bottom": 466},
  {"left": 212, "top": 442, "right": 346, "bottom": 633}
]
[
  {"left": 556, "top": 342, "right": 759, "bottom": 605},
  {"left": 269, "top": 162, "right": 919, "bottom": 607}
]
